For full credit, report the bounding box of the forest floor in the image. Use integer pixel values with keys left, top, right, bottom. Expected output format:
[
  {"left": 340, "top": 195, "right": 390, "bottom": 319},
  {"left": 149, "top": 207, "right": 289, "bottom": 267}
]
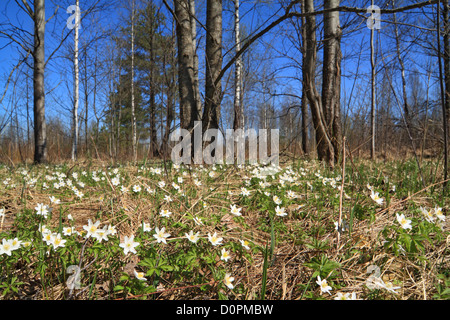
[{"left": 0, "top": 157, "right": 448, "bottom": 300}]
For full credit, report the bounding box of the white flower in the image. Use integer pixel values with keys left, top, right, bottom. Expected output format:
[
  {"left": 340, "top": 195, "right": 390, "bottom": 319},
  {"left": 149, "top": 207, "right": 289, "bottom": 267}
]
[
  {"left": 273, "top": 195, "right": 282, "bottom": 205},
  {"left": 208, "top": 232, "right": 223, "bottom": 246},
  {"left": 38, "top": 224, "right": 50, "bottom": 235},
  {"left": 49, "top": 196, "right": 60, "bottom": 205},
  {"left": 396, "top": 213, "right": 412, "bottom": 230},
  {"left": 241, "top": 187, "right": 250, "bottom": 197},
  {"left": 275, "top": 206, "right": 287, "bottom": 217},
  {"left": 158, "top": 181, "right": 166, "bottom": 188},
  {"left": 75, "top": 190, "right": 84, "bottom": 199},
  {"left": 334, "top": 292, "right": 358, "bottom": 300},
  {"left": 370, "top": 190, "right": 383, "bottom": 205},
  {"left": 10, "top": 238, "right": 22, "bottom": 250},
  {"left": 286, "top": 190, "right": 297, "bottom": 199},
  {"left": 83, "top": 219, "right": 101, "bottom": 239},
  {"left": 153, "top": 227, "right": 170, "bottom": 244},
  {"left": 159, "top": 209, "right": 172, "bottom": 218},
  {"left": 316, "top": 276, "right": 332, "bottom": 295},
  {"left": 239, "top": 239, "right": 250, "bottom": 250},
  {"left": 420, "top": 207, "right": 434, "bottom": 223},
  {"left": 111, "top": 176, "right": 120, "bottom": 186},
  {"left": 119, "top": 235, "right": 139, "bottom": 255},
  {"left": 220, "top": 248, "right": 231, "bottom": 262},
  {"left": 142, "top": 222, "right": 152, "bottom": 232},
  {"left": 93, "top": 226, "right": 109, "bottom": 242},
  {"left": 185, "top": 230, "right": 200, "bottom": 244},
  {"left": 0, "top": 208, "right": 4, "bottom": 217},
  {"left": 49, "top": 233, "right": 66, "bottom": 250},
  {"left": 193, "top": 216, "right": 203, "bottom": 226},
  {"left": 434, "top": 206, "right": 445, "bottom": 222},
  {"left": 42, "top": 232, "right": 54, "bottom": 245},
  {"left": 0, "top": 238, "right": 13, "bottom": 256},
  {"left": 230, "top": 204, "right": 242, "bottom": 216},
  {"left": 164, "top": 195, "right": 172, "bottom": 202},
  {"left": 22, "top": 241, "right": 32, "bottom": 248},
  {"left": 133, "top": 185, "right": 141, "bottom": 193},
  {"left": 35, "top": 203, "right": 51, "bottom": 219},
  {"left": 62, "top": 226, "right": 75, "bottom": 236},
  {"left": 224, "top": 273, "right": 235, "bottom": 289},
  {"left": 67, "top": 214, "right": 74, "bottom": 221},
  {"left": 134, "top": 270, "right": 147, "bottom": 281},
  {"left": 106, "top": 224, "right": 117, "bottom": 236}
]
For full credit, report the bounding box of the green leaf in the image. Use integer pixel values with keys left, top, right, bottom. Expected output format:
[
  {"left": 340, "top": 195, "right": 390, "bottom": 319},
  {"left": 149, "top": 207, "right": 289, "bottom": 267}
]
[
  {"left": 119, "top": 275, "right": 129, "bottom": 282},
  {"left": 113, "top": 285, "right": 124, "bottom": 291}
]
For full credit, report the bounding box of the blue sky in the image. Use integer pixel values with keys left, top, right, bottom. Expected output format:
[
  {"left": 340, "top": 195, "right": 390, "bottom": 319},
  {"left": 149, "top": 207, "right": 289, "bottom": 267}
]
[{"left": 0, "top": 0, "right": 442, "bottom": 137}]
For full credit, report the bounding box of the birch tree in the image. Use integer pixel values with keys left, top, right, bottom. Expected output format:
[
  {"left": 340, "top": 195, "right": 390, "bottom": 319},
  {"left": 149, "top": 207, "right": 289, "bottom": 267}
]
[
  {"left": 233, "top": 0, "right": 243, "bottom": 131},
  {"left": 71, "top": 0, "right": 80, "bottom": 161}
]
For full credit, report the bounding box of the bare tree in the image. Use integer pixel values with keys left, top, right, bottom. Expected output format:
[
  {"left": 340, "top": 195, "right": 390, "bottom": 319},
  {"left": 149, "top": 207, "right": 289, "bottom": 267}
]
[
  {"left": 173, "top": 0, "right": 198, "bottom": 131},
  {"left": 303, "top": 0, "right": 340, "bottom": 167},
  {"left": 131, "top": 0, "right": 137, "bottom": 161},
  {"left": 233, "top": 0, "right": 243, "bottom": 131},
  {"left": 33, "top": 0, "right": 47, "bottom": 164},
  {"left": 71, "top": 0, "right": 80, "bottom": 161},
  {"left": 203, "top": 0, "right": 223, "bottom": 133},
  {"left": 189, "top": 0, "right": 202, "bottom": 120}
]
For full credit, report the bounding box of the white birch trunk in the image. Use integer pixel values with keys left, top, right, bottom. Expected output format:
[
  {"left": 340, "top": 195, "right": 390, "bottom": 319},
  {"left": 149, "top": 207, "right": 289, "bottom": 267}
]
[
  {"left": 72, "top": 0, "right": 80, "bottom": 161},
  {"left": 131, "top": 0, "right": 137, "bottom": 161}
]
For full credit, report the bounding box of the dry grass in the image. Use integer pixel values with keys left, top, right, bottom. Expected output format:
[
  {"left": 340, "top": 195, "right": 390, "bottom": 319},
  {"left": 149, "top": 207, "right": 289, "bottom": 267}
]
[{"left": 0, "top": 158, "right": 448, "bottom": 300}]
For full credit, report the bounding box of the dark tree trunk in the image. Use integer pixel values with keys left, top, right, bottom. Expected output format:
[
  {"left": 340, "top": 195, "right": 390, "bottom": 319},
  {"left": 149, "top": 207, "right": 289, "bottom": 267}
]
[{"left": 174, "top": 0, "right": 197, "bottom": 131}]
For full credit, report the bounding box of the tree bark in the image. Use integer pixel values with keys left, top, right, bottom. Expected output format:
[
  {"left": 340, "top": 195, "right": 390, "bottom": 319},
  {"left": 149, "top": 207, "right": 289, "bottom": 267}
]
[
  {"left": 203, "top": 0, "right": 222, "bottom": 133},
  {"left": 444, "top": 1, "right": 450, "bottom": 141},
  {"left": 174, "top": 0, "right": 197, "bottom": 131},
  {"left": 370, "top": 2, "right": 376, "bottom": 160},
  {"left": 190, "top": 0, "right": 202, "bottom": 120},
  {"left": 131, "top": 0, "right": 137, "bottom": 161},
  {"left": 233, "top": 0, "right": 243, "bottom": 131},
  {"left": 300, "top": 0, "right": 309, "bottom": 155},
  {"left": 303, "top": 0, "right": 340, "bottom": 167},
  {"left": 72, "top": 0, "right": 80, "bottom": 162},
  {"left": 322, "top": 0, "right": 342, "bottom": 163},
  {"left": 33, "top": 0, "right": 47, "bottom": 164}
]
